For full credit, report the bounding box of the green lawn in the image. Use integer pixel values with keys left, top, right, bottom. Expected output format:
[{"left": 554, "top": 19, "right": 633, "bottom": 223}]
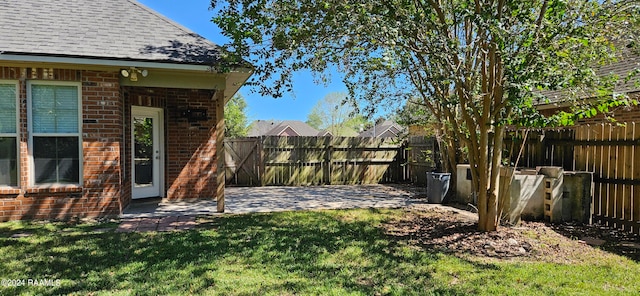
[{"left": 1, "top": 209, "right": 639, "bottom": 295}]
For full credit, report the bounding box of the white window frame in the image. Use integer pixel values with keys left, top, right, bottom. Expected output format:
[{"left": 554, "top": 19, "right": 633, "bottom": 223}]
[
  {"left": 26, "top": 80, "right": 83, "bottom": 187},
  {"left": 0, "top": 80, "right": 20, "bottom": 188}
]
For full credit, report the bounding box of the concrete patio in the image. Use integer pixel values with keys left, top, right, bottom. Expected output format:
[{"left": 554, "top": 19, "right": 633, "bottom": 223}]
[{"left": 121, "top": 184, "right": 429, "bottom": 218}]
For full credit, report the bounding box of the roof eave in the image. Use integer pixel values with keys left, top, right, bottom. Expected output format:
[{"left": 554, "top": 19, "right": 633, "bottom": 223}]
[
  {"left": 534, "top": 89, "right": 640, "bottom": 111},
  {"left": 0, "top": 52, "right": 219, "bottom": 71},
  {"left": 0, "top": 52, "right": 253, "bottom": 100},
  {"left": 224, "top": 67, "right": 253, "bottom": 103}
]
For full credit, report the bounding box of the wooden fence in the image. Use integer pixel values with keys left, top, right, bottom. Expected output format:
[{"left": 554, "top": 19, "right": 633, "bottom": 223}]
[
  {"left": 505, "top": 123, "right": 640, "bottom": 233},
  {"left": 224, "top": 136, "right": 438, "bottom": 187},
  {"left": 406, "top": 136, "right": 440, "bottom": 185}
]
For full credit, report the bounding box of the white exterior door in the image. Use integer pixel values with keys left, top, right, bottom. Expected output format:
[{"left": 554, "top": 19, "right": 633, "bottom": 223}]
[{"left": 131, "top": 106, "right": 163, "bottom": 199}]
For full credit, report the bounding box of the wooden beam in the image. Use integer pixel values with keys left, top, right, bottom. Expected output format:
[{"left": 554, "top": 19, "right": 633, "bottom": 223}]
[
  {"left": 546, "top": 139, "right": 640, "bottom": 146},
  {"left": 594, "top": 177, "right": 640, "bottom": 186},
  {"left": 215, "top": 91, "right": 225, "bottom": 212},
  {"left": 593, "top": 215, "right": 640, "bottom": 231}
]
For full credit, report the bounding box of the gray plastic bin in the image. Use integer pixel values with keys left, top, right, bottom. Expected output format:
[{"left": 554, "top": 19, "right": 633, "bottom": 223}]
[{"left": 426, "top": 172, "right": 451, "bottom": 203}]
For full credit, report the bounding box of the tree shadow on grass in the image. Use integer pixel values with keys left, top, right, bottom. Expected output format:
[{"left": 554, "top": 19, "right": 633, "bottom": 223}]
[
  {"left": 548, "top": 222, "right": 640, "bottom": 262},
  {"left": 0, "top": 209, "right": 502, "bottom": 295}
]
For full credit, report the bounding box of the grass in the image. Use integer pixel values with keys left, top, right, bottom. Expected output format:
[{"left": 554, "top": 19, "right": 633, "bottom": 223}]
[{"left": 0, "top": 208, "right": 639, "bottom": 295}]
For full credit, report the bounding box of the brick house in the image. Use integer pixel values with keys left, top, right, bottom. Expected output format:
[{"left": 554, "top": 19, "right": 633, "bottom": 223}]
[
  {"left": 247, "top": 120, "right": 326, "bottom": 137},
  {"left": 0, "top": 0, "right": 251, "bottom": 221}
]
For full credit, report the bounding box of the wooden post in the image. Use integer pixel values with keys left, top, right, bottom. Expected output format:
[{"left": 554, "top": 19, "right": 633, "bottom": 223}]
[
  {"left": 632, "top": 123, "right": 639, "bottom": 233},
  {"left": 325, "top": 138, "right": 333, "bottom": 185},
  {"left": 537, "top": 132, "right": 546, "bottom": 166},
  {"left": 215, "top": 92, "right": 225, "bottom": 212},
  {"left": 258, "top": 136, "right": 265, "bottom": 186}
]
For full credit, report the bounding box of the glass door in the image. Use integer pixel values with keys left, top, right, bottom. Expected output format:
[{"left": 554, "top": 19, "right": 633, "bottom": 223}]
[{"left": 131, "top": 106, "right": 162, "bottom": 199}]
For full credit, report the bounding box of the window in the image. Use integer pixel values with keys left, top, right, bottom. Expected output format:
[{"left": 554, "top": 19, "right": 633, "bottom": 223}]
[
  {"left": 0, "top": 82, "right": 18, "bottom": 187},
  {"left": 28, "top": 82, "right": 82, "bottom": 185}
]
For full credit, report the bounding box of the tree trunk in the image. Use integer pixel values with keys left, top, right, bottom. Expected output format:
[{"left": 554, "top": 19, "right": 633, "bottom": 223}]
[
  {"left": 475, "top": 122, "right": 490, "bottom": 231},
  {"left": 483, "top": 189, "right": 499, "bottom": 231},
  {"left": 477, "top": 125, "right": 505, "bottom": 232}
]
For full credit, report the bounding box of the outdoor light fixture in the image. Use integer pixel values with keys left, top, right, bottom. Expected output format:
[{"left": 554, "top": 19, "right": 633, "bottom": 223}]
[
  {"left": 120, "top": 67, "right": 148, "bottom": 81},
  {"left": 180, "top": 108, "right": 208, "bottom": 122}
]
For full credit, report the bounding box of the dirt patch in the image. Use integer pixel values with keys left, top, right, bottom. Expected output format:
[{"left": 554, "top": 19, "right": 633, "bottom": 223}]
[{"left": 383, "top": 206, "right": 640, "bottom": 263}]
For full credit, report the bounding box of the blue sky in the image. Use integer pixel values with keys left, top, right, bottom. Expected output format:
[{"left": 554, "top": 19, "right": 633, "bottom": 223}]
[{"left": 138, "top": 0, "right": 349, "bottom": 123}]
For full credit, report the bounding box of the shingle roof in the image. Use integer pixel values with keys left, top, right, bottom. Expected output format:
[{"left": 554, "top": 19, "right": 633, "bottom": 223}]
[
  {"left": 247, "top": 120, "right": 321, "bottom": 137},
  {"left": 538, "top": 48, "right": 640, "bottom": 106},
  {"left": 248, "top": 120, "right": 279, "bottom": 137},
  {"left": 0, "top": 0, "right": 221, "bottom": 65},
  {"left": 359, "top": 120, "right": 406, "bottom": 138},
  {"left": 280, "top": 120, "right": 322, "bottom": 136}
]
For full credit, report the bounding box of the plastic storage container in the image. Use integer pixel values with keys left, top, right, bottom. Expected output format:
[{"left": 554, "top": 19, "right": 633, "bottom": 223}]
[{"left": 426, "top": 172, "right": 451, "bottom": 203}]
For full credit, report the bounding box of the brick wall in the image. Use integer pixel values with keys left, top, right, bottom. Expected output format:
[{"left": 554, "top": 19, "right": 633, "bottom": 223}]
[
  {"left": 123, "top": 87, "right": 220, "bottom": 200},
  {"left": 166, "top": 89, "right": 219, "bottom": 199},
  {"left": 0, "top": 67, "right": 123, "bottom": 221}
]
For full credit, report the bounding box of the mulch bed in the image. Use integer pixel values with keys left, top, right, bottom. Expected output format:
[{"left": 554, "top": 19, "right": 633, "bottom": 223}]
[{"left": 383, "top": 206, "right": 640, "bottom": 263}]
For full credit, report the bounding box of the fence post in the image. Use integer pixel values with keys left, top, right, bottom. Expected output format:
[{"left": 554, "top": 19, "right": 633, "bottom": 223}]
[
  {"left": 397, "top": 140, "right": 407, "bottom": 182},
  {"left": 325, "top": 140, "right": 333, "bottom": 185},
  {"left": 259, "top": 136, "right": 266, "bottom": 186}
]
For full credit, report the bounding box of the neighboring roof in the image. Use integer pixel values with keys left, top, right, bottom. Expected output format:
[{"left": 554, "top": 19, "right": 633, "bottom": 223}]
[
  {"left": 248, "top": 120, "right": 279, "bottom": 136},
  {"left": 318, "top": 130, "right": 334, "bottom": 137},
  {"left": 247, "top": 120, "right": 321, "bottom": 137},
  {"left": 0, "top": 0, "right": 221, "bottom": 65},
  {"left": 537, "top": 48, "right": 640, "bottom": 108},
  {"left": 359, "top": 120, "right": 406, "bottom": 138}
]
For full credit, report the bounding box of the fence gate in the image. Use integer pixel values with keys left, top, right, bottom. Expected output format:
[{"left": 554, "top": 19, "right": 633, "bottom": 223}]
[
  {"left": 406, "top": 136, "right": 439, "bottom": 185},
  {"left": 224, "top": 137, "right": 261, "bottom": 186}
]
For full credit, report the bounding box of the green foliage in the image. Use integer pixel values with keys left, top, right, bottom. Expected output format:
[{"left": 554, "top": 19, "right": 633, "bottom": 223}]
[
  {"left": 396, "top": 99, "right": 426, "bottom": 126},
  {"left": 224, "top": 94, "right": 250, "bottom": 138},
  {"left": 344, "top": 115, "right": 371, "bottom": 134},
  {"left": 212, "top": 0, "right": 638, "bottom": 125},
  {"left": 305, "top": 92, "right": 369, "bottom": 136},
  {"left": 212, "top": 0, "right": 640, "bottom": 230},
  {"left": 395, "top": 97, "right": 438, "bottom": 136},
  {"left": 305, "top": 111, "right": 323, "bottom": 130},
  {"left": 552, "top": 94, "right": 639, "bottom": 126},
  {"left": 133, "top": 117, "right": 153, "bottom": 156}
]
